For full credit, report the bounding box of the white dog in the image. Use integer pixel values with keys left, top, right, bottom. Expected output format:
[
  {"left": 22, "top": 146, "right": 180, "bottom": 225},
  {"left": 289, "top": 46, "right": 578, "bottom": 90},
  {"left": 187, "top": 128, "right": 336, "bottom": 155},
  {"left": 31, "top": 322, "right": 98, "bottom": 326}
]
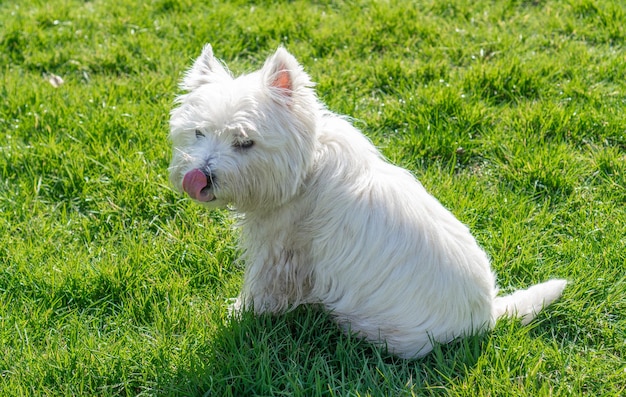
[{"left": 169, "top": 44, "right": 567, "bottom": 358}]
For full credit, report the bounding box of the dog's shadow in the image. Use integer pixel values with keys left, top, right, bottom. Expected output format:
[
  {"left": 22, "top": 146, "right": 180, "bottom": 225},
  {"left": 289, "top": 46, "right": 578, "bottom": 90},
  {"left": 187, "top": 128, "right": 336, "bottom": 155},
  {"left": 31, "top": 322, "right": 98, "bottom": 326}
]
[{"left": 197, "top": 306, "right": 484, "bottom": 396}]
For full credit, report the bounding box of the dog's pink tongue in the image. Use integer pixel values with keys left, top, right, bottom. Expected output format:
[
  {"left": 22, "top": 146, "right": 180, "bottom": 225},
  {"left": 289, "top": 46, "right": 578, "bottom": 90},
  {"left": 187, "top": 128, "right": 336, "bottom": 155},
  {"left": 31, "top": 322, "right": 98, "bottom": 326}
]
[{"left": 182, "top": 169, "right": 214, "bottom": 202}]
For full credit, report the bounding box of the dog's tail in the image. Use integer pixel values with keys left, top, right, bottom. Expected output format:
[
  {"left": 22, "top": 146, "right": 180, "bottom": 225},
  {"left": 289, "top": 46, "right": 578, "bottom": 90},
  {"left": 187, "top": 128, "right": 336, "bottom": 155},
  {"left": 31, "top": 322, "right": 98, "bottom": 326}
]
[{"left": 492, "top": 279, "right": 567, "bottom": 325}]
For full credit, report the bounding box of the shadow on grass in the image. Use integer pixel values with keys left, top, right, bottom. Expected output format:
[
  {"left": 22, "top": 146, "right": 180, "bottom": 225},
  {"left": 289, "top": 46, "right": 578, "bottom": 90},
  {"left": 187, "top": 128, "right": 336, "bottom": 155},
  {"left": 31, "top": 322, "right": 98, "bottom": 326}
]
[{"left": 182, "top": 306, "right": 486, "bottom": 397}]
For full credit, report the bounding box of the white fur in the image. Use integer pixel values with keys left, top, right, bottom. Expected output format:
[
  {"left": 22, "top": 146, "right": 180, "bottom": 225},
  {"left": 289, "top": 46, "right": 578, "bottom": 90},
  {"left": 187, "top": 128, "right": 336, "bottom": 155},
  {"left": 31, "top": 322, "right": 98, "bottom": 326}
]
[{"left": 169, "top": 44, "right": 567, "bottom": 358}]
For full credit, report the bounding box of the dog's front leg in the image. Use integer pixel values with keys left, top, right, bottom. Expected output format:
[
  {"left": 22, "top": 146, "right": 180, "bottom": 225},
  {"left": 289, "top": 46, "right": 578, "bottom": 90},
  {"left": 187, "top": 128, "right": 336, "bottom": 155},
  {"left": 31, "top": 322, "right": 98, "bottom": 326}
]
[{"left": 231, "top": 249, "right": 308, "bottom": 315}]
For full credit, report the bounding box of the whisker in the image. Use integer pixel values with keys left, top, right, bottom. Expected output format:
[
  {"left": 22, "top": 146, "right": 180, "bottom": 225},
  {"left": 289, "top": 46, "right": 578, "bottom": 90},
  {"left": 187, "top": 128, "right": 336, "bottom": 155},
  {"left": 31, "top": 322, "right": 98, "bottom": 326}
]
[{"left": 173, "top": 147, "right": 194, "bottom": 161}]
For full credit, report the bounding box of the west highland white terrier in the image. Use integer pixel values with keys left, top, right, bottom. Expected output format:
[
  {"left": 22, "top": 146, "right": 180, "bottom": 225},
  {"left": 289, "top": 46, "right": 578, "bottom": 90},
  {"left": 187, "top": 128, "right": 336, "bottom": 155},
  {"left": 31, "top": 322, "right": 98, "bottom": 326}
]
[{"left": 168, "top": 44, "right": 567, "bottom": 358}]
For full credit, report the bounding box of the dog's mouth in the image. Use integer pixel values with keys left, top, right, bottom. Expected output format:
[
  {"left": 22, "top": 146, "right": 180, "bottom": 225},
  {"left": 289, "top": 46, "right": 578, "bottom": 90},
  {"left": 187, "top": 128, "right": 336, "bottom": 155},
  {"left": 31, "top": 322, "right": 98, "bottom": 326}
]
[{"left": 182, "top": 169, "right": 216, "bottom": 202}]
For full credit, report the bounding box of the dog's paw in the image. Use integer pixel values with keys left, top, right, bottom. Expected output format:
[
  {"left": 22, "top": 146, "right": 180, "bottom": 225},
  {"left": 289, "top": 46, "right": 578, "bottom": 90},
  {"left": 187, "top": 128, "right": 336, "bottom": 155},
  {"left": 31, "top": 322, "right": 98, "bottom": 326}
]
[{"left": 227, "top": 297, "right": 243, "bottom": 317}]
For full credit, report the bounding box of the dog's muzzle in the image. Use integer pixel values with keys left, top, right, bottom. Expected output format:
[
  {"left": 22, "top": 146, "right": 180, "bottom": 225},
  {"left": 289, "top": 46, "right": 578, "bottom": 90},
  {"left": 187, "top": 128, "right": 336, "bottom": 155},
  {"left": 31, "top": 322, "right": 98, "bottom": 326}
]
[{"left": 182, "top": 168, "right": 216, "bottom": 202}]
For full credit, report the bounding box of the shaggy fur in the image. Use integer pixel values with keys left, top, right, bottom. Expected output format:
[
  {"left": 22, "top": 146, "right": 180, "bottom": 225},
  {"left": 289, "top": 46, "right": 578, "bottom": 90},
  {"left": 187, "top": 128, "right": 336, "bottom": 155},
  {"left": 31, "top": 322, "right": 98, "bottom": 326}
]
[{"left": 168, "top": 44, "right": 567, "bottom": 358}]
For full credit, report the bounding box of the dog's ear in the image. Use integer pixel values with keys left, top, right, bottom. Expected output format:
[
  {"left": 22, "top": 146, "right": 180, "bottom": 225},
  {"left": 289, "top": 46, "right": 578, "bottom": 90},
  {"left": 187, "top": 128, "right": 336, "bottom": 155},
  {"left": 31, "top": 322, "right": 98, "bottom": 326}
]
[
  {"left": 262, "top": 47, "right": 312, "bottom": 104},
  {"left": 181, "top": 44, "right": 232, "bottom": 90}
]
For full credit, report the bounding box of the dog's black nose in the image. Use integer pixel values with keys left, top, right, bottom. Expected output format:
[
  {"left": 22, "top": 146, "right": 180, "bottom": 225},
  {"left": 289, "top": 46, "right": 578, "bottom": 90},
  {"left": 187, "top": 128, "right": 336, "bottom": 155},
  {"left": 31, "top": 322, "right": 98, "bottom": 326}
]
[{"left": 200, "top": 168, "right": 215, "bottom": 188}]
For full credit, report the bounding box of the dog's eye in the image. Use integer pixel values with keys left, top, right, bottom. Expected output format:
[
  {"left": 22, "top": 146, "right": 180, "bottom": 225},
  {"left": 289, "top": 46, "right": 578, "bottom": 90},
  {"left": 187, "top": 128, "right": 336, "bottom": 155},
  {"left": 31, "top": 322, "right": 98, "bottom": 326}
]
[
  {"left": 195, "top": 130, "right": 205, "bottom": 138},
  {"left": 233, "top": 139, "right": 254, "bottom": 149}
]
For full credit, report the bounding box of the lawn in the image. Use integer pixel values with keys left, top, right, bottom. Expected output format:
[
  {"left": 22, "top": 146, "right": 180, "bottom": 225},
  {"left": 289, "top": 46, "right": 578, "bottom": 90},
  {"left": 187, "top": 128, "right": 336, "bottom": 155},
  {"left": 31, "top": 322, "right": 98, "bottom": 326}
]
[{"left": 1, "top": 0, "right": 625, "bottom": 395}]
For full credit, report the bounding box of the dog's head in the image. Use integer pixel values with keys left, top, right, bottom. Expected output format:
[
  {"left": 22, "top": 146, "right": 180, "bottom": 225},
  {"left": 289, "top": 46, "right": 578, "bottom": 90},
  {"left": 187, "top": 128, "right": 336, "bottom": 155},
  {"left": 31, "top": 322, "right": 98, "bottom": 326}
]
[{"left": 169, "top": 45, "right": 319, "bottom": 211}]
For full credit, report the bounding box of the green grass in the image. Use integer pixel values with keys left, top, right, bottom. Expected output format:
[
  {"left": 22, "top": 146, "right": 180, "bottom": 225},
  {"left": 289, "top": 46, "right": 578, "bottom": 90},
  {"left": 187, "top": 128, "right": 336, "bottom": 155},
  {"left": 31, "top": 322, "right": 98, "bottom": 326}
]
[{"left": 1, "top": 0, "right": 625, "bottom": 395}]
